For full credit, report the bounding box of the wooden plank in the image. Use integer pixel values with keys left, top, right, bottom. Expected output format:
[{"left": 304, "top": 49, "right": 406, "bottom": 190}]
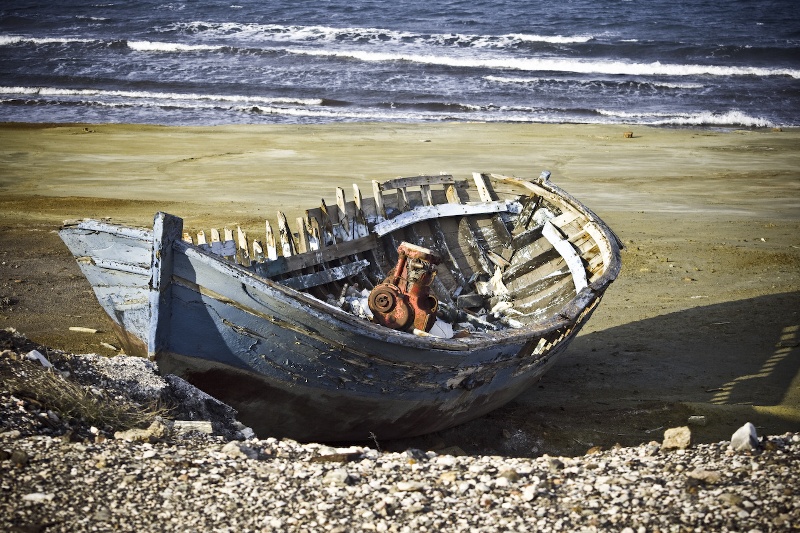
[
  {"left": 379, "top": 174, "right": 456, "bottom": 190},
  {"left": 542, "top": 221, "right": 588, "bottom": 293},
  {"left": 221, "top": 228, "right": 236, "bottom": 261},
  {"left": 148, "top": 212, "right": 183, "bottom": 358},
  {"left": 513, "top": 195, "right": 541, "bottom": 234},
  {"left": 472, "top": 172, "right": 494, "bottom": 202},
  {"left": 372, "top": 200, "right": 520, "bottom": 236},
  {"left": 251, "top": 234, "right": 379, "bottom": 278},
  {"left": 397, "top": 187, "right": 411, "bottom": 212},
  {"left": 265, "top": 220, "right": 278, "bottom": 261},
  {"left": 296, "top": 216, "right": 311, "bottom": 254},
  {"left": 372, "top": 180, "right": 387, "bottom": 219},
  {"left": 308, "top": 214, "right": 322, "bottom": 251},
  {"left": 352, "top": 184, "right": 370, "bottom": 238},
  {"left": 280, "top": 259, "right": 370, "bottom": 291},
  {"left": 236, "top": 226, "right": 251, "bottom": 266},
  {"left": 335, "top": 187, "right": 351, "bottom": 238},
  {"left": 278, "top": 211, "right": 297, "bottom": 257},
  {"left": 252, "top": 240, "right": 265, "bottom": 263}
]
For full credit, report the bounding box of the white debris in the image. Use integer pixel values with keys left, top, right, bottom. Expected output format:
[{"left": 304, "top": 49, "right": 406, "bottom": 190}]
[
  {"left": 24, "top": 349, "right": 52, "bottom": 369},
  {"left": 428, "top": 319, "right": 454, "bottom": 339}
]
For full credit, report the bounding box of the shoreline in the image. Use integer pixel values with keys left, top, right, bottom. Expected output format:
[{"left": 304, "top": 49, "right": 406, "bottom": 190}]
[{"left": 1, "top": 121, "right": 798, "bottom": 456}]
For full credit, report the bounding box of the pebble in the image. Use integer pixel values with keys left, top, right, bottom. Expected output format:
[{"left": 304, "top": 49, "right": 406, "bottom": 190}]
[
  {"left": 731, "top": 421, "right": 759, "bottom": 452},
  {"left": 662, "top": 426, "right": 692, "bottom": 450},
  {"left": 2, "top": 329, "right": 800, "bottom": 532}
]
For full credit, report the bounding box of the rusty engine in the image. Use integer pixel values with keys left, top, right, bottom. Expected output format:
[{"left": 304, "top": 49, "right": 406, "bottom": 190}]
[{"left": 368, "top": 242, "right": 441, "bottom": 332}]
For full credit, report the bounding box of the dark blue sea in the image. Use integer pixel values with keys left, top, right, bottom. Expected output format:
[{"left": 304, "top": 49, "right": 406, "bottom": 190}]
[{"left": 1, "top": 0, "right": 798, "bottom": 127}]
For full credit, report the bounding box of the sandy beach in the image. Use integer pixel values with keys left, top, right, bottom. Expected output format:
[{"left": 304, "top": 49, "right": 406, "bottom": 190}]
[{"left": 1, "top": 122, "right": 798, "bottom": 456}]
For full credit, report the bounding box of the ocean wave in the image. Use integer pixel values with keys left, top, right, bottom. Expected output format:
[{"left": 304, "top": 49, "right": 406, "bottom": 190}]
[
  {"left": 162, "top": 21, "right": 593, "bottom": 49},
  {"left": 127, "top": 40, "right": 226, "bottom": 52},
  {"left": 596, "top": 109, "right": 774, "bottom": 127},
  {"left": 484, "top": 75, "right": 705, "bottom": 90},
  {"left": 290, "top": 48, "right": 800, "bottom": 78},
  {"left": 0, "top": 86, "right": 323, "bottom": 107},
  {"left": 0, "top": 35, "right": 97, "bottom": 46}
]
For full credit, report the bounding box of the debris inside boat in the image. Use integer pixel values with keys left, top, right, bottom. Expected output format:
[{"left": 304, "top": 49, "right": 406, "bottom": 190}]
[{"left": 60, "top": 171, "right": 622, "bottom": 441}]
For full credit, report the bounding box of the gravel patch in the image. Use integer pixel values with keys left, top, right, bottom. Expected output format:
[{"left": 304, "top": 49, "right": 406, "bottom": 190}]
[{"left": 1, "top": 328, "right": 798, "bottom": 532}]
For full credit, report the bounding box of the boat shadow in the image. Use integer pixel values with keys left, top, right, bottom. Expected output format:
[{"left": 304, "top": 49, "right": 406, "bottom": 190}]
[{"left": 381, "top": 291, "right": 800, "bottom": 457}]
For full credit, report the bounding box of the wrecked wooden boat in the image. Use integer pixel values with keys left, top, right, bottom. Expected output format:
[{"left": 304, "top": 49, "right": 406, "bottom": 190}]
[{"left": 60, "top": 171, "right": 622, "bottom": 441}]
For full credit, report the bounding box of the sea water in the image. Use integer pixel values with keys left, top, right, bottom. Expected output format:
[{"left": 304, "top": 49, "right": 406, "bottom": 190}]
[{"left": 1, "top": 0, "right": 798, "bottom": 126}]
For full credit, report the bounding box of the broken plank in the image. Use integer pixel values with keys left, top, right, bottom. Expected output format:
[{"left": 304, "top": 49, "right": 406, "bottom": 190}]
[
  {"left": 379, "top": 174, "right": 456, "bottom": 190},
  {"left": 542, "top": 221, "right": 588, "bottom": 293},
  {"left": 280, "top": 259, "right": 370, "bottom": 290},
  {"left": 372, "top": 200, "right": 521, "bottom": 237},
  {"left": 251, "top": 234, "right": 379, "bottom": 278}
]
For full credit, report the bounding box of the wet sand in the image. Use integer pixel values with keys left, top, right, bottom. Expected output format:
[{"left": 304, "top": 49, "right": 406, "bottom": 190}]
[{"left": 1, "top": 122, "right": 798, "bottom": 456}]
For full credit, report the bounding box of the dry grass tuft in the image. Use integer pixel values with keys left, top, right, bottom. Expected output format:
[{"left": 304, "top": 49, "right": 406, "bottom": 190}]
[{"left": 1, "top": 362, "right": 169, "bottom": 431}]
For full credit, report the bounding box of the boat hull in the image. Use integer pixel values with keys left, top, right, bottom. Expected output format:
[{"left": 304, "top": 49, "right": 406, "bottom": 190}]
[{"left": 60, "top": 172, "right": 620, "bottom": 442}]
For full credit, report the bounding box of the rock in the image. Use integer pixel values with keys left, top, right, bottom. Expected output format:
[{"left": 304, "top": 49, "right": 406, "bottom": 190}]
[
  {"left": 546, "top": 457, "right": 565, "bottom": 472},
  {"left": 172, "top": 420, "right": 214, "bottom": 435},
  {"left": 498, "top": 469, "right": 520, "bottom": 482},
  {"left": 114, "top": 420, "right": 170, "bottom": 443},
  {"left": 730, "top": 422, "right": 759, "bottom": 452},
  {"left": 221, "top": 441, "right": 258, "bottom": 460},
  {"left": 323, "top": 468, "right": 352, "bottom": 486},
  {"left": 662, "top": 426, "right": 692, "bottom": 450},
  {"left": 10, "top": 449, "right": 29, "bottom": 467},
  {"left": 687, "top": 469, "right": 722, "bottom": 485},
  {"left": 687, "top": 415, "right": 707, "bottom": 426},
  {"left": 396, "top": 481, "right": 426, "bottom": 492},
  {"left": 21, "top": 492, "right": 54, "bottom": 502}
]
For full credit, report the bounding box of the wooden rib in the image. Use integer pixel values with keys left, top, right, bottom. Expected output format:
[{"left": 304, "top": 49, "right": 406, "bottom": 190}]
[
  {"left": 380, "top": 174, "right": 456, "bottom": 190},
  {"left": 236, "top": 226, "right": 251, "bottom": 266},
  {"left": 352, "top": 184, "right": 369, "bottom": 238},
  {"left": 513, "top": 195, "right": 541, "bottom": 234},
  {"left": 252, "top": 240, "right": 265, "bottom": 262},
  {"left": 296, "top": 216, "right": 311, "bottom": 254},
  {"left": 542, "top": 221, "right": 588, "bottom": 293},
  {"left": 397, "top": 187, "right": 411, "bottom": 212},
  {"left": 182, "top": 232, "right": 193, "bottom": 244},
  {"left": 277, "top": 211, "right": 297, "bottom": 257},
  {"left": 319, "top": 199, "right": 337, "bottom": 245},
  {"left": 420, "top": 184, "right": 434, "bottom": 206},
  {"left": 220, "top": 228, "right": 236, "bottom": 261},
  {"left": 335, "top": 187, "right": 351, "bottom": 238},
  {"left": 264, "top": 220, "right": 278, "bottom": 261},
  {"left": 251, "top": 234, "right": 379, "bottom": 278},
  {"left": 308, "top": 214, "right": 323, "bottom": 251},
  {"left": 372, "top": 180, "right": 387, "bottom": 219},
  {"left": 472, "top": 172, "right": 494, "bottom": 202},
  {"left": 372, "top": 201, "right": 516, "bottom": 236}
]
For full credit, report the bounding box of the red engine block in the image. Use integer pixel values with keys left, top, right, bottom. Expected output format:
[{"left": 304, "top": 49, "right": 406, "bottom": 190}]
[{"left": 368, "top": 242, "right": 441, "bottom": 332}]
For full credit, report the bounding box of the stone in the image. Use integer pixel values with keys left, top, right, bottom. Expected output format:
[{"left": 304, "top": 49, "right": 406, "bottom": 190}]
[
  {"left": 687, "top": 415, "right": 707, "bottom": 426},
  {"left": 10, "top": 449, "right": 29, "bottom": 467},
  {"left": 662, "top": 426, "right": 692, "bottom": 450},
  {"left": 730, "top": 422, "right": 759, "bottom": 452},
  {"left": 221, "top": 441, "right": 258, "bottom": 460},
  {"left": 687, "top": 469, "right": 722, "bottom": 485},
  {"left": 323, "top": 468, "right": 352, "bottom": 486},
  {"left": 114, "top": 420, "right": 170, "bottom": 443}
]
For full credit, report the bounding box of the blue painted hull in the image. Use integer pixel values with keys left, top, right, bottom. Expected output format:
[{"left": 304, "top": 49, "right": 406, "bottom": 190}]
[{"left": 60, "top": 173, "right": 621, "bottom": 441}]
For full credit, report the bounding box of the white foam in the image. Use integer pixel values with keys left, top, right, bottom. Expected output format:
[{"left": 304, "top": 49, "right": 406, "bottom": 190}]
[
  {"left": 289, "top": 48, "right": 800, "bottom": 79},
  {"left": 127, "top": 40, "right": 224, "bottom": 52},
  {"left": 0, "top": 86, "right": 322, "bottom": 107}
]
